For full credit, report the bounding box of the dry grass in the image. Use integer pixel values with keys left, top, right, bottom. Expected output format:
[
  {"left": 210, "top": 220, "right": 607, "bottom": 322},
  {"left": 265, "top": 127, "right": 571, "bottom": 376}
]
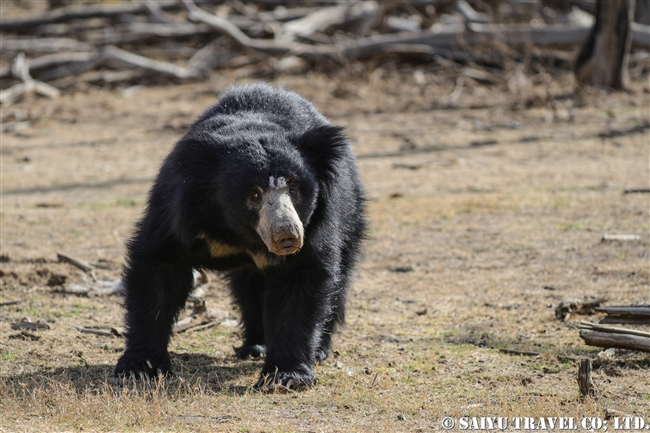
[{"left": 1, "top": 70, "right": 649, "bottom": 432}]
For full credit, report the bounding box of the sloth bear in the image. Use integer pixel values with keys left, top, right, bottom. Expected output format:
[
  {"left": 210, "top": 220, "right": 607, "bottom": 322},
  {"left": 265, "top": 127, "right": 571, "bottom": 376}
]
[{"left": 115, "top": 83, "right": 366, "bottom": 390}]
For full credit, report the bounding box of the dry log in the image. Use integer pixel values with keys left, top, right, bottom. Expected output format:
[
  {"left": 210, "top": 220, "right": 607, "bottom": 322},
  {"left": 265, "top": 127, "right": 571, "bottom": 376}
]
[
  {"left": 577, "top": 359, "right": 595, "bottom": 397},
  {"left": 579, "top": 329, "right": 650, "bottom": 352},
  {"left": 575, "top": 0, "right": 635, "bottom": 89},
  {"left": 184, "top": 0, "right": 464, "bottom": 61},
  {"left": 596, "top": 306, "right": 650, "bottom": 324},
  {"left": 0, "top": 0, "right": 177, "bottom": 31}
]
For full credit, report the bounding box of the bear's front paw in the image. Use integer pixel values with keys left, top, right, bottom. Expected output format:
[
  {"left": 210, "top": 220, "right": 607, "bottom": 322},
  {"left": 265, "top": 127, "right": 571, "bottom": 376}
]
[
  {"left": 115, "top": 352, "right": 172, "bottom": 380},
  {"left": 234, "top": 344, "right": 266, "bottom": 360},
  {"left": 255, "top": 368, "right": 317, "bottom": 392}
]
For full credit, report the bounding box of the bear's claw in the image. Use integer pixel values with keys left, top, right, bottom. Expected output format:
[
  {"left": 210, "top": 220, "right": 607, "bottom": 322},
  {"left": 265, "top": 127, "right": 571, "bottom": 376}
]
[{"left": 254, "top": 370, "right": 317, "bottom": 392}]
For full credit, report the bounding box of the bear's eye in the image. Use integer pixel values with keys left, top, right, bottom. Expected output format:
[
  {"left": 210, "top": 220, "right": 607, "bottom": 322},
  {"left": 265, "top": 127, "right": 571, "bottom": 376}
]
[
  {"left": 250, "top": 191, "right": 261, "bottom": 201},
  {"left": 289, "top": 188, "right": 297, "bottom": 196}
]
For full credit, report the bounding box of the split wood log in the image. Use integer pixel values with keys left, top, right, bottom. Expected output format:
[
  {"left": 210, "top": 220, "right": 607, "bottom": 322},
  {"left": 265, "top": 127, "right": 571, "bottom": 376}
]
[
  {"left": 0, "top": 0, "right": 177, "bottom": 31},
  {"left": 577, "top": 359, "right": 595, "bottom": 397},
  {"left": 580, "top": 321, "right": 650, "bottom": 337},
  {"left": 575, "top": 0, "right": 635, "bottom": 89},
  {"left": 579, "top": 329, "right": 650, "bottom": 353},
  {"left": 596, "top": 306, "right": 650, "bottom": 324}
]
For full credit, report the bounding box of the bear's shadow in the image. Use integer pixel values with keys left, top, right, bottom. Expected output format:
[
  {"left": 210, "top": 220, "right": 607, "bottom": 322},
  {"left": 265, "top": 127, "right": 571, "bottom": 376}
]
[{"left": 1, "top": 352, "right": 263, "bottom": 396}]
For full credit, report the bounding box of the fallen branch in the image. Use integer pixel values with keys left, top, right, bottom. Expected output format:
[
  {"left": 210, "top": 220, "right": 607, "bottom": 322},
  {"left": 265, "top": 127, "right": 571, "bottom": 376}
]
[
  {"left": 74, "top": 326, "right": 115, "bottom": 337},
  {"left": 0, "top": 53, "right": 60, "bottom": 106},
  {"left": 11, "top": 321, "right": 50, "bottom": 331},
  {"left": 57, "top": 251, "right": 94, "bottom": 273},
  {"left": 468, "top": 22, "right": 591, "bottom": 46},
  {"left": 601, "top": 234, "right": 641, "bottom": 241},
  {"left": 0, "top": 80, "right": 60, "bottom": 106},
  {"left": 86, "top": 22, "right": 214, "bottom": 45},
  {"left": 0, "top": 0, "right": 177, "bottom": 31},
  {"left": 0, "top": 38, "right": 91, "bottom": 52},
  {"left": 498, "top": 348, "right": 541, "bottom": 357},
  {"left": 0, "top": 300, "right": 23, "bottom": 307},
  {"left": 39, "top": 46, "right": 203, "bottom": 82},
  {"left": 183, "top": 0, "right": 465, "bottom": 61}
]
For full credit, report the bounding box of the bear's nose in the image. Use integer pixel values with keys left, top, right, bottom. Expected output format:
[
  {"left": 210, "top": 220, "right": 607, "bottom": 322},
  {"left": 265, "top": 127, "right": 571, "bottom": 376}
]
[{"left": 271, "top": 225, "right": 302, "bottom": 255}]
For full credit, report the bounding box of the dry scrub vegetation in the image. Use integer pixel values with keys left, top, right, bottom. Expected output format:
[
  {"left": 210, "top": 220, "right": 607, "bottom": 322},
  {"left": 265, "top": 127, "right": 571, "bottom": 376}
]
[{"left": 1, "top": 66, "right": 649, "bottom": 432}]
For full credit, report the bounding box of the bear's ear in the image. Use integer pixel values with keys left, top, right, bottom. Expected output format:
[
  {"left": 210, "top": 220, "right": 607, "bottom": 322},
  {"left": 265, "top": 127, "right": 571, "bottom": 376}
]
[{"left": 296, "top": 124, "right": 349, "bottom": 182}]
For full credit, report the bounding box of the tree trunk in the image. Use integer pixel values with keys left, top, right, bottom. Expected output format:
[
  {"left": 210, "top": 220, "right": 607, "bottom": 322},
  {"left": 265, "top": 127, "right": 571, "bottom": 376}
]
[{"left": 575, "top": 0, "right": 635, "bottom": 90}]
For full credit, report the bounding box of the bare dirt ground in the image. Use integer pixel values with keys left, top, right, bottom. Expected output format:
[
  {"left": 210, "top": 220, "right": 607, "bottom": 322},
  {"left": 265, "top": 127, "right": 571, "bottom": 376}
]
[{"left": 1, "top": 66, "right": 649, "bottom": 432}]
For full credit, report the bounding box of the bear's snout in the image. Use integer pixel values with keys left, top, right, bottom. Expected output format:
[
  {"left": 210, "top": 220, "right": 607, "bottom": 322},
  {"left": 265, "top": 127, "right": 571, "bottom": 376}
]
[
  {"left": 256, "top": 189, "right": 304, "bottom": 256},
  {"left": 271, "top": 224, "right": 303, "bottom": 255}
]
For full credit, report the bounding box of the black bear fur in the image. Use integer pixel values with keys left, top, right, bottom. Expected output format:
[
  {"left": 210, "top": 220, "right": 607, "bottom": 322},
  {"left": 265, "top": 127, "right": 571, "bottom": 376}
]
[{"left": 115, "top": 83, "right": 366, "bottom": 390}]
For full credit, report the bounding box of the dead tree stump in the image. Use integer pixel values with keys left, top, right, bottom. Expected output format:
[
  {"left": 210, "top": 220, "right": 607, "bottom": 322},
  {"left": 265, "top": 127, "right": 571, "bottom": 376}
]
[
  {"left": 575, "top": 0, "right": 635, "bottom": 90},
  {"left": 578, "top": 359, "right": 595, "bottom": 398}
]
